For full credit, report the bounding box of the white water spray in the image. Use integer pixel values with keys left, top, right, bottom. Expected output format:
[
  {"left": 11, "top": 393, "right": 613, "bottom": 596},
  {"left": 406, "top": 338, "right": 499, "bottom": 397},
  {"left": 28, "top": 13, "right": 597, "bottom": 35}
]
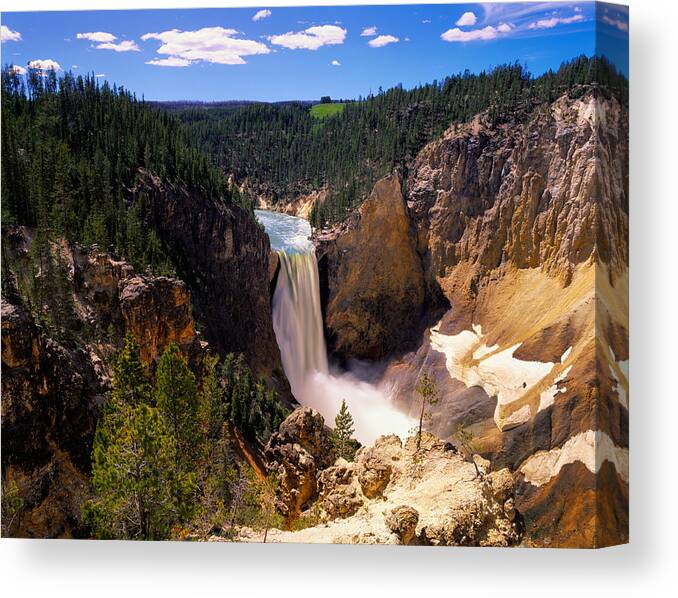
[{"left": 256, "top": 210, "right": 414, "bottom": 444}]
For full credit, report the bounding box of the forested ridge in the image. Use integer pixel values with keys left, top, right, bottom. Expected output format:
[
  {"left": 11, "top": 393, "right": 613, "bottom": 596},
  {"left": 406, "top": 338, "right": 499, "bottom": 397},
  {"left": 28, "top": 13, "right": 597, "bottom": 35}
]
[
  {"left": 172, "top": 55, "right": 628, "bottom": 226},
  {"left": 0, "top": 68, "right": 248, "bottom": 276},
  {"left": 0, "top": 66, "right": 293, "bottom": 541}
]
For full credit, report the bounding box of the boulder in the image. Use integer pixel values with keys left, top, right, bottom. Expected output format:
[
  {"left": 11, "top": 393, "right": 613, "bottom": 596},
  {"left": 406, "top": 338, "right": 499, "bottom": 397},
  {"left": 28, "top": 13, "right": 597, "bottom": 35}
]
[
  {"left": 487, "top": 468, "right": 514, "bottom": 503},
  {"left": 317, "top": 459, "right": 363, "bottom": 520},
  {"left": 385, "top": 506, "right": 419, "bottom": 545},
  {"left": 356, "top": 435, "right": 402, "bottom": 499},
  {"left": 264, "top": 408, "right": 335, "bottom": 518},
  {"left": 473, "top": 454, "right": 491, "bottom": 476}
]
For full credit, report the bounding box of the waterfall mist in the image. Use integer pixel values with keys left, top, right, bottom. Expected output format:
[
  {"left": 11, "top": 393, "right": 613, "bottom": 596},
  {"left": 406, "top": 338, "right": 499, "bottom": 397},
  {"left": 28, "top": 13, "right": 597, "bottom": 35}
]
[{"left": 257, "top": 210, "right": 414, "bottom": 445}]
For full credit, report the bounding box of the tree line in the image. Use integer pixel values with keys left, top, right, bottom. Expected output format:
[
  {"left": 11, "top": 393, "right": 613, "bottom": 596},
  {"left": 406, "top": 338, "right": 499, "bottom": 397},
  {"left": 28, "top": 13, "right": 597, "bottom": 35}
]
[{"left": 172, "top": 55, "right": 628, "bottom": 227}]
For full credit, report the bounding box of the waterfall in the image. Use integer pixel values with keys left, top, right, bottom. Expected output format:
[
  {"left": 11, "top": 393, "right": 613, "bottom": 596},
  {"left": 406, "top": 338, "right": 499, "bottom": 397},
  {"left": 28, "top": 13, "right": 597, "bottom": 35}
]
[
  {"left": 257, "top": 209, "right": 415, "bottom": 444},
  {"left": 272, "top": 249, "right": 328, "bottom": 393}
]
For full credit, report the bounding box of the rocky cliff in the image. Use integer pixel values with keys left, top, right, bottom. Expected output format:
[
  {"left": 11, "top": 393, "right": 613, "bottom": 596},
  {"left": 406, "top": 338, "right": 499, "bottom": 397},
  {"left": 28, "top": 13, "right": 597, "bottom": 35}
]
[
  {"left": 316, "top": 175, "right": 426, "bottom": 360},
  {"left": 1, "top": 231, "right": 203, "bottom": 537},
  {"left": 134, "top": 170, "right": 285, "bottom": 385},
  {"left": 317, "top": 90, "right": 628, "bottom": 547}
]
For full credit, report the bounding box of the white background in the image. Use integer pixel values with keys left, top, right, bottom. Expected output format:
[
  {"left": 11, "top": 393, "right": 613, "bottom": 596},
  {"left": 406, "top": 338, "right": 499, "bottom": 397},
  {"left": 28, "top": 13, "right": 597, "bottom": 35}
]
[{"left": 1, "top": 0, "right": 676, "bottom": 596}]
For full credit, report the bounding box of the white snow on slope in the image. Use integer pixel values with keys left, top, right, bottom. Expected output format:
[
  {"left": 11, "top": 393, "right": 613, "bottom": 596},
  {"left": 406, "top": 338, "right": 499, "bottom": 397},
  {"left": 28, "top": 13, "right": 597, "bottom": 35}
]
[
  {"left": 519, "top": 429, "right": 629, "bottom": 486},
  {"left": 429, "top": 321, "right": 571, "bottom": 429}
]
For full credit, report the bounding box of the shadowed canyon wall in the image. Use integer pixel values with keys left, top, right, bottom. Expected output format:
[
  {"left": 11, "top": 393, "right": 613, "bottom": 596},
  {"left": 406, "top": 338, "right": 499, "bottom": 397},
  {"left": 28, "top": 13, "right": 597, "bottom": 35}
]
[{"left": 134, "top": 171, "right": 285, "bottom": 385}]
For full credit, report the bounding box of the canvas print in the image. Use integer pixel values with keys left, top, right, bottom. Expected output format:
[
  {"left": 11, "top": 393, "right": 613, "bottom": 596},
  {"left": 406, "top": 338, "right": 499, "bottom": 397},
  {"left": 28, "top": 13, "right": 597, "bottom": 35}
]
[{"left": 0, "top": 2, "right": 628, "bottom": 548}]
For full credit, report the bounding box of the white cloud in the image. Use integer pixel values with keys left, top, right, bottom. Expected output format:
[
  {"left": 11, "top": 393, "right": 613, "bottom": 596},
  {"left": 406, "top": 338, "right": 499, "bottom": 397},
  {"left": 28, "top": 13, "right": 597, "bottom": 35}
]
[
  {"left": 331, "top": 59, "right": 341, "bottom": 66},
  {"left": 145, "top": 56, "right": 192, "bottom": 67},
  {"left": 142, "top": 27, "right": 271, "bottom": 65},
  {"left": 72, "top": 65, "right": 79, "bottom": 69},
  {"left": 602, "top": 14, "right": 629, "bottom": 32},
  {"left": 574, "top": 6, "right": 582, "bottom": 12},
  {"left": 1, "top": 25, "right": 22, "bottom": 43},
  {"left": 77, "top": 32, "right": 140, "bottom": 52},
  {"left": 77, "top": 31, "right": 116, "bottom": 43},
  {"left": 252, "top": 9, "right": 272, "bottom": 22},
  {"left": 455, "top": 11, "right": 477, "bottom": 26},
  {"left": 368, "top": 34, "right": 399, "bottom": 48},
  {"left": 360, "top": 26, "right": 377, "bottom": 37},
  {"left": 95, "top": 40, "right": 140, "bottom": 52},
  {"left": 528, "top": 14, "right": 585, "bottom": 30},
  {"left": 27, "top": 59, "right": 61, "bottom": 72},
  {"left": 421, "top": 19, "right": 432, "bottom": 24},
  {"left": 9, "top": 64, "right": 27, "bottom": 75},
  {"left": 441, "top": 23, "right": 511, "bottom": 42},
  {"left": 480, "top": 2, "right": 566, "bottom": 24},
  {"left": 95, "top": 73, "right": 106, "bottom": 78},
  {"left": 269, "top": 25, "right": 346, "bottom": 50}
]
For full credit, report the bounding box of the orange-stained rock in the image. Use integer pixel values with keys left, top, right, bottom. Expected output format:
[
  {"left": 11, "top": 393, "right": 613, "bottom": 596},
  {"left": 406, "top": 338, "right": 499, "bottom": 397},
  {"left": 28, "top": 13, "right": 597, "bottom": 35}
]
[
  {"left": 119, "top": 276, "right": 196, "bottom": 365},
  {"left": 319, "top": 175, "right": 425, "bottom": 359},
  {"left": 1, "top": 230, "right": 205, "bottom": 538},
  {"left": 383, "top": 91, "right": 629, "bottom": 548}
]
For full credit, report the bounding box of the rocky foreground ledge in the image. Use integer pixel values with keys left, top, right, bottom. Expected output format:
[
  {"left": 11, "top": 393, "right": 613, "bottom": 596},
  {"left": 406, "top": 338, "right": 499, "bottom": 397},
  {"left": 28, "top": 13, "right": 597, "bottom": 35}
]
[{"left": 230, "top": 408, "right": 522, "bottom": 546}]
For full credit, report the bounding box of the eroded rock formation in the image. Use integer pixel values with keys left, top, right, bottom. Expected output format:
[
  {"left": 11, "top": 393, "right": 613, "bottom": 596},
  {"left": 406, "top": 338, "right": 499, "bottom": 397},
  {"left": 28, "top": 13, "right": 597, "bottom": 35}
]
[
  {"left": 263, "top": 407, "right": 335, "bottom": 518},
  {"left": 1, "top": 300, "right": 100, "bottom": 537},
  {"left": 245, "top": 410, "right": 522, "bottom": 546},
  {"left": 391, "top": 92, "right": 629, "bottom": 548},
  {"left": 317, "top": 175, "right": 425, "bottom": 360},
  {"left": 1, "top": 232, "right": 203, "bottom": 537},
  {"left": 316, "top": 91, "right": 628, "bottom": 547}
]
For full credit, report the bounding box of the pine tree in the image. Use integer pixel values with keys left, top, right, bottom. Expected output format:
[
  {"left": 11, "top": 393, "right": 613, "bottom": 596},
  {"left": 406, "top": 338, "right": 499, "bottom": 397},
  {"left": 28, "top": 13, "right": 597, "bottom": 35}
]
[
  {"left": 202, "top": 354, "right": 225, "bottom": 440},
  {"left": 332, "top": 400, "right": 356, "bottom": 461},
  {"left": 85, "top": 402, "right": 179, "bottom": 540},
  {"left": 415, "top": 370, "right": 440, "bottom": 451},
  {"left": 155, "top": 343, "right": 203, "bottom": 472},
  {"left": 111, "top": 333, "right": 151, "bottom": 407}
]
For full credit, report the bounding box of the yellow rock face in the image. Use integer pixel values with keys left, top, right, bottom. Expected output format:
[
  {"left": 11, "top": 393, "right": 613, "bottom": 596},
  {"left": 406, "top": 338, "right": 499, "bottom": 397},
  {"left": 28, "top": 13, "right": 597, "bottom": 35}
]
[
  {"left": 323, "top": 174, "right": 425, "bottom": 359},
  {"left": 381, "top": 92, "right": 628, "bottom": 547}
]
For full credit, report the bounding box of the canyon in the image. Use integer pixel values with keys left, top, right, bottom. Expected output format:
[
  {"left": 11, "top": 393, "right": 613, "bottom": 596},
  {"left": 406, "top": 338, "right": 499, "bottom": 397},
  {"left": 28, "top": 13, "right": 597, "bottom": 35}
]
[{"left": 1, "top": 85, "right": 627, "bottom": 548}]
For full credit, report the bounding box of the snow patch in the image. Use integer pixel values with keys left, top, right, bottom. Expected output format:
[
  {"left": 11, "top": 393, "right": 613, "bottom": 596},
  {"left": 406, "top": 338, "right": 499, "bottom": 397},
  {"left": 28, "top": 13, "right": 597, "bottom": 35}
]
[
  {"left": 538, "top": 364, "right": 572, "bottom": 411},
  {"left": 609, "top": 346, "right": 629, "bottom": 409},
  {"left": 502, "top": 404, "right": 531, "bottom": 429},
  {"left": 519, "top": 430, "right": 629, "bottom": 487},
  {"left": 429, "top": 321, "right": 572, "bottom": 429}
]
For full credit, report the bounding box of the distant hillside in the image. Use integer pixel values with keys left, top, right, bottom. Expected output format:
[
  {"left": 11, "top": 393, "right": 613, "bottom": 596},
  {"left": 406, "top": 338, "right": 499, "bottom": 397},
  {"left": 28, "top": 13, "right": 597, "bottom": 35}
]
[{"left": 169, "top": 56, "right": 628, "bottom": 227}]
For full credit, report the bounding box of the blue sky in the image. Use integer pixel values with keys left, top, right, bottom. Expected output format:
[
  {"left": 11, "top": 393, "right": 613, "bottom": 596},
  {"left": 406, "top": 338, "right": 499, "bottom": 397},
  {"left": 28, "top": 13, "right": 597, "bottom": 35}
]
[{"left": 1, "top": 3, "right": 628, "bottom": 101}]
